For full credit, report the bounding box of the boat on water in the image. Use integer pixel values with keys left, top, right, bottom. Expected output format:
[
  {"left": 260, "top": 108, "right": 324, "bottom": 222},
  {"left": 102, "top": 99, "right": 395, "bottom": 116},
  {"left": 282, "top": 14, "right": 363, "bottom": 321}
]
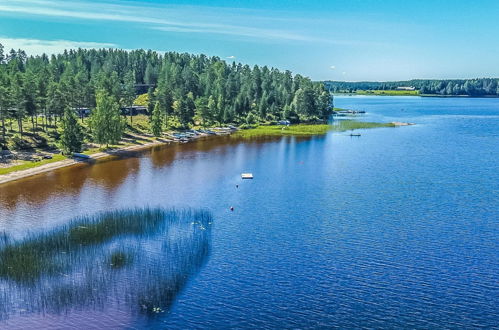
[
  {"left": 241, "top": 173, "right": 254, "bottom": 179},
  {"left": 350, "top": 134, "right": 361, "bottom": 137}
]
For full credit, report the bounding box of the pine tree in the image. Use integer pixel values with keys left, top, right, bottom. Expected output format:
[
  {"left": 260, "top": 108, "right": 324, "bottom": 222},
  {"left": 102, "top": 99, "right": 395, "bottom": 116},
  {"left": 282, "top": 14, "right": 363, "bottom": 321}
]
[
  {"left": 122, "top": 70, "right": 136, "bottom": 125},
  {"left": 47, "top": 81, "right": 66, "bottom": 129},
  {"left": 0, "top": 77, "right": 10, "bottom": 144},
  {"left": 150, "top": 101, "right": 163, "bottom": 137},
  {"left": 90, "top": 91, "right": 124, "bottom": 147},
  {"left": 60, "top": 107, "right": 83, "bottom": 154}
]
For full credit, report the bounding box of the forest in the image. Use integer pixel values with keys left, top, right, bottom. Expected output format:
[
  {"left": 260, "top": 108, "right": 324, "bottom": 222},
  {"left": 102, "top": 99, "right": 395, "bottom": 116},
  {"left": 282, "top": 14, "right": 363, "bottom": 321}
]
[
  {"left": 0, "top": 43, "right": 332, "bottom": 152},
  {"left": 325, "top": 79, "right": 499, "bottom": 96}
]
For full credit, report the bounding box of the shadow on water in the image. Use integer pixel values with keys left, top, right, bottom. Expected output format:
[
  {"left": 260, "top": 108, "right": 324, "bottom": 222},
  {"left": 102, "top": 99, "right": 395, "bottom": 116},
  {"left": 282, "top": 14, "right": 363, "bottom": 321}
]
[{"left": 0, "top": 208, "right": 213, "bottom": 325}]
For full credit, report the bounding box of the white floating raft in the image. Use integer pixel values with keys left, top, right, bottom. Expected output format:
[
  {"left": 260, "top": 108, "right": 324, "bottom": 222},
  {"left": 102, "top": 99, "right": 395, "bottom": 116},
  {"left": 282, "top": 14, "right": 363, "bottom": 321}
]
[{"left": 241, "top": 173, "right": 254, "bottom": 179}]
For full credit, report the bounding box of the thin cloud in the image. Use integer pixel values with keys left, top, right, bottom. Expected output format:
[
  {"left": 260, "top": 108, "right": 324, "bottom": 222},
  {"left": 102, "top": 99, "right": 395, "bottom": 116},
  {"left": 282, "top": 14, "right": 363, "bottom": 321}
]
[
  {"left": 0, "top": 37, "right": 116, "bottom": 55},
  {"left": 0, "top": 1, "right": 314, "bottom": 42},
  {"left": 151, "top": 26, "right": 318, "bottom": 42},
  {"left": 0, "top": 0, "right": 383, "bottom": 46}
]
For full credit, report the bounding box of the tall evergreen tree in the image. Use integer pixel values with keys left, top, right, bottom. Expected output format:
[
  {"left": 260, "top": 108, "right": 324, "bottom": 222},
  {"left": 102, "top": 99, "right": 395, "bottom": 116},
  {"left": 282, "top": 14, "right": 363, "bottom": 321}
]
[
  {"left": 150, "top": 101, "right": 163, "bottom": 137},
  {"left": 60, "top": 107, "right": 83, "bottom": 154},
  {"left": 122, "top": 70, "right": 136, "bottom": 125}
]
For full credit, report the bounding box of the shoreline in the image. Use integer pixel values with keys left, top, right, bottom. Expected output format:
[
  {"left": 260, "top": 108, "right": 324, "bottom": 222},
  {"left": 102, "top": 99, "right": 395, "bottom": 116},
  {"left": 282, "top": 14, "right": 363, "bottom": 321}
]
[
  {"left": 0, "top": 126, "right": 239, "bottom": 186},
  {"left": 0, "top": 120, "right": 411, "bottom": 186},
  {"left": 0, "top": 140, "right": 171, "bottom": 186}
]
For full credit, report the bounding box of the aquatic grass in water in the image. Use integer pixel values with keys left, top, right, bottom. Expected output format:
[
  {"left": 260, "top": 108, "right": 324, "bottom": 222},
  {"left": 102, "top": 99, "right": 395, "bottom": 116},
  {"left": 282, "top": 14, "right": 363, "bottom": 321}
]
[
  {"left": 108, "top": 250, "right": 133, "bottom": 268},
  {"left": 234, "top": 121, "right": 395, "bottom": 139},
  {"left": 0, "top": 207, "right": 213, "bottom": 320},
  {"left": 235, "top": 124, "right": 331, "bottom": 138},
  {"left": 331, "top": 120, "right": 395, "bottom": 132},
  {"left": 0, "top": 208, "right": 171, "bottom": 282}
]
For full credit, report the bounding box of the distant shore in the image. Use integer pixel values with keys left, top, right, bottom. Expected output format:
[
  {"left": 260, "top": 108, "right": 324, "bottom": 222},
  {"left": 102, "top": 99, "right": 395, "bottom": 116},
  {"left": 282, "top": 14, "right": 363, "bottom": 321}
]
[{"left": 333, "top": 92, "right": 499, "bottom": 98}]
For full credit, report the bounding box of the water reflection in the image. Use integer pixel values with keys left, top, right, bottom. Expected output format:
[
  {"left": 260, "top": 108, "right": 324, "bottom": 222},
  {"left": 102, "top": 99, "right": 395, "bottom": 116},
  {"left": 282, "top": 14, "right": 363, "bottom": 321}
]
[
  {"left": 0, "top": 208, "right": 213, "bottom": 327},
  {"left": 0, "top": 135, "right": 314, "bottom": 212}
]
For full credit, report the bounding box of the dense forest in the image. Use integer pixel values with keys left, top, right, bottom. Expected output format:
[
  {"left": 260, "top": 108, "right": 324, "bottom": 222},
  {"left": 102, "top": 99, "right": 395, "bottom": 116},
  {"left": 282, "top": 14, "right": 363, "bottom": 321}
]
[
  {"left": 325, "top": 79, "right": 499, "bottom": 96},
  {"left": 0, "top": 43, "right": 332, "bottom": 151}
]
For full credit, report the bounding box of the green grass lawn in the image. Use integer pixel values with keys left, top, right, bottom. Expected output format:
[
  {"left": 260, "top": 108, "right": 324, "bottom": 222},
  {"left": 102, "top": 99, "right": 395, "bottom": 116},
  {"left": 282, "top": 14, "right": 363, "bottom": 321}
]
[{"left": 0, "top": 154, "right": 67, "bottom": 176}]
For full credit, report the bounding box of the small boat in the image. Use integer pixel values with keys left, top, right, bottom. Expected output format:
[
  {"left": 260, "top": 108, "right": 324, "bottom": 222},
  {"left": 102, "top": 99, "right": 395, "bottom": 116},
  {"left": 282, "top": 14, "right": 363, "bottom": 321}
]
[
  {"left": 241, "top": 173, "right": 254, "bottom": 179},
  {"left": 350, "top": 134, "right": 361, "bottom": 137},
  {"left": 73, "top": 153, "right": 91, "bottom": 159}
]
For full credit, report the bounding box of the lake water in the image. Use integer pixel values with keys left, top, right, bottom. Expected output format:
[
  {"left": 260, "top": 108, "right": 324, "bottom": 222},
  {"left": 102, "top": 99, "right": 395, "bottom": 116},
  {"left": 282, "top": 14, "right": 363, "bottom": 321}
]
[{"left": 0, "top": 96, "right": 498, "bottom": 329}]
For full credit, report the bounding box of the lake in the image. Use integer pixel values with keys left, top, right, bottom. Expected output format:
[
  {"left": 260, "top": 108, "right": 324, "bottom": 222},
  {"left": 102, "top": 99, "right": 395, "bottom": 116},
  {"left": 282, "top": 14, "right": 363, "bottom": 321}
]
[{"left": 0, "top": 96, "right": 498, "bottom": 329}]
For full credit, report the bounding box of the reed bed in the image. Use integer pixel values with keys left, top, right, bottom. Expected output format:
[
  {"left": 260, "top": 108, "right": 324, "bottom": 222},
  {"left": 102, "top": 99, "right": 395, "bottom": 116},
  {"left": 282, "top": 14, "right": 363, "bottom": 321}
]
[
  {"left": 234, "top": 124, "right": 331, "bottom": 138},
  {"left": 0, "top": 207, "right": 213, "bottom": 320},
  {"left": 331, "top": 120, "right": 395, "bottom": 132}
]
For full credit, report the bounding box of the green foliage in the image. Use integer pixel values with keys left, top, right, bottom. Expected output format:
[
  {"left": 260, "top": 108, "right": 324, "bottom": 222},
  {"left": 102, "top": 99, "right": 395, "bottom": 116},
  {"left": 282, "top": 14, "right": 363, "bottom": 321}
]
[
  {"left": 59, "top": 107, "right": 83, "bottom": 154},
  {"left": 7, "top": 134, "right": 29, "bottom": 150},
  {"left": 0, "top": 44, "right": 333, "bottom": 152},
  {"left": 134, "top": 93, "right": 149, "bottom": 106},
  {"left": 90, "top": 91, "right": 125, "bottom": 146},
  {"left": 150, "top": 101, "right": 163, "bottom": 137},
  {"left": 326, "top": 79, "right": 499, "bottom": 97},
  {"left": 245, "top": 112, "right": 258, "bottom": 125}
]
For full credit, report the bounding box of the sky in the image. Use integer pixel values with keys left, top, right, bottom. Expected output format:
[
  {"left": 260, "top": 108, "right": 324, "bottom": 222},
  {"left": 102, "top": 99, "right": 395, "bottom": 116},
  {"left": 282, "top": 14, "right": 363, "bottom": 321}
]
[{"left": 1, "top": 0, "right": 499, "bottom": 81}]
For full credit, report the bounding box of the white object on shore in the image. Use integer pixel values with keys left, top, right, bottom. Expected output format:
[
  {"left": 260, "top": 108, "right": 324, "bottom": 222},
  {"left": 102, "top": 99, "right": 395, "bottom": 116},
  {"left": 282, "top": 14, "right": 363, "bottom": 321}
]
[{"left": 241, "top": 173, "right": 254, "bottom": 179}]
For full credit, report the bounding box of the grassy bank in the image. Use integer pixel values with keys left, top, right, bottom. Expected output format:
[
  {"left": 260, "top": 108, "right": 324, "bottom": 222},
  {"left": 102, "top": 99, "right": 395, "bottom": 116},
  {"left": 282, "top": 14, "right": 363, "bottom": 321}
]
[
  {"left": 0, "top": 154, "right": 67, "bottom": 176},
  {"left": 234, "top": 124, "right": 331, "bottom": 138},
  {"left": 331, "top": 120, "right": 395, "bottom": 131},
  {"left": 235, "top": 120, "right": 397, "bottom": 138}
]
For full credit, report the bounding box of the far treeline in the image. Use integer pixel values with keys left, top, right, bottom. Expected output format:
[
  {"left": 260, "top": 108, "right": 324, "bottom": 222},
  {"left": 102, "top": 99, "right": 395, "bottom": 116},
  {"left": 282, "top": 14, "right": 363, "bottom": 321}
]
[
  {"left": 325, "top": 79, "right": 499, "bottom": 96},
  {"left": 0, "top": 43, "right": 332, "bottom": 152}
]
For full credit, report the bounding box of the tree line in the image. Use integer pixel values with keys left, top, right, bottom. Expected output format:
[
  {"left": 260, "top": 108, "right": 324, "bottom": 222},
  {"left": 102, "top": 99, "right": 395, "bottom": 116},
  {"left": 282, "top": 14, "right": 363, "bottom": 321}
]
[
  {"left": 325, "top": 79, "right": 499, "bottom": 96},
  {"left": 0, "top": 43, "right": 332, "bottom": 152}
]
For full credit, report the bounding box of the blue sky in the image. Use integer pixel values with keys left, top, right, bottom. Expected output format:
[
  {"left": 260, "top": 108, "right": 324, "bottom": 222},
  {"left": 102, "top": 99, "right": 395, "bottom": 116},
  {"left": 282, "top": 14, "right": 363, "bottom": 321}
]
[{"left": 1, "top": 0, "right": 498, "bottom": 81}]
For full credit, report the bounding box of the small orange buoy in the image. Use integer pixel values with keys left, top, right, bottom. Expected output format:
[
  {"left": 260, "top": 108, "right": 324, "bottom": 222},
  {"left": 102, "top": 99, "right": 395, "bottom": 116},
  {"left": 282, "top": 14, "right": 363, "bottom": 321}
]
[{"left": 230, "top": 206, "right": 234, "bottom": 211}]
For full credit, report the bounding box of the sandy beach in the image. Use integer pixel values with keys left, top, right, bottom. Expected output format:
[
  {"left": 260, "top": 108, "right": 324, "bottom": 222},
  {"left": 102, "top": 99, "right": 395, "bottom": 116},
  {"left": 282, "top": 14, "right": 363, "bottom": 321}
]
[{"left": 0, "top": 140, "right": 170, "bottom": 186}]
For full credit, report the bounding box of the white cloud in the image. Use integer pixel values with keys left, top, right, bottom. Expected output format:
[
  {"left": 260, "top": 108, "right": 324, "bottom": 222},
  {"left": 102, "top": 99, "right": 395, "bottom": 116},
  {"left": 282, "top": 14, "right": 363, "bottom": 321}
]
[
  {"left": 0, "top": 0, "right": 392, "bottom": 49},
  {"left": 0, "top": 0, "right": 362, "bottom": 45},
  {"left": 342, "top": 72, "right": 347, "bottom": 75},
  {"left": 0, "top": 37, "right": 116, "bottom": 55},
  {"left": 330, "top": 65, "right": 336, "bottom": 70},
  {"left": 0, "top": 1, "right": 312, "bottom": 42}
]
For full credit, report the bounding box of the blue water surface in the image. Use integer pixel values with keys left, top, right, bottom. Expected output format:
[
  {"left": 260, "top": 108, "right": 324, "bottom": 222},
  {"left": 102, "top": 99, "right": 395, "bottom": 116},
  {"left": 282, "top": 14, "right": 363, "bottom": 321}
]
[{"left": 0, "top": 96, "right": 497, "bottom": 329}]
